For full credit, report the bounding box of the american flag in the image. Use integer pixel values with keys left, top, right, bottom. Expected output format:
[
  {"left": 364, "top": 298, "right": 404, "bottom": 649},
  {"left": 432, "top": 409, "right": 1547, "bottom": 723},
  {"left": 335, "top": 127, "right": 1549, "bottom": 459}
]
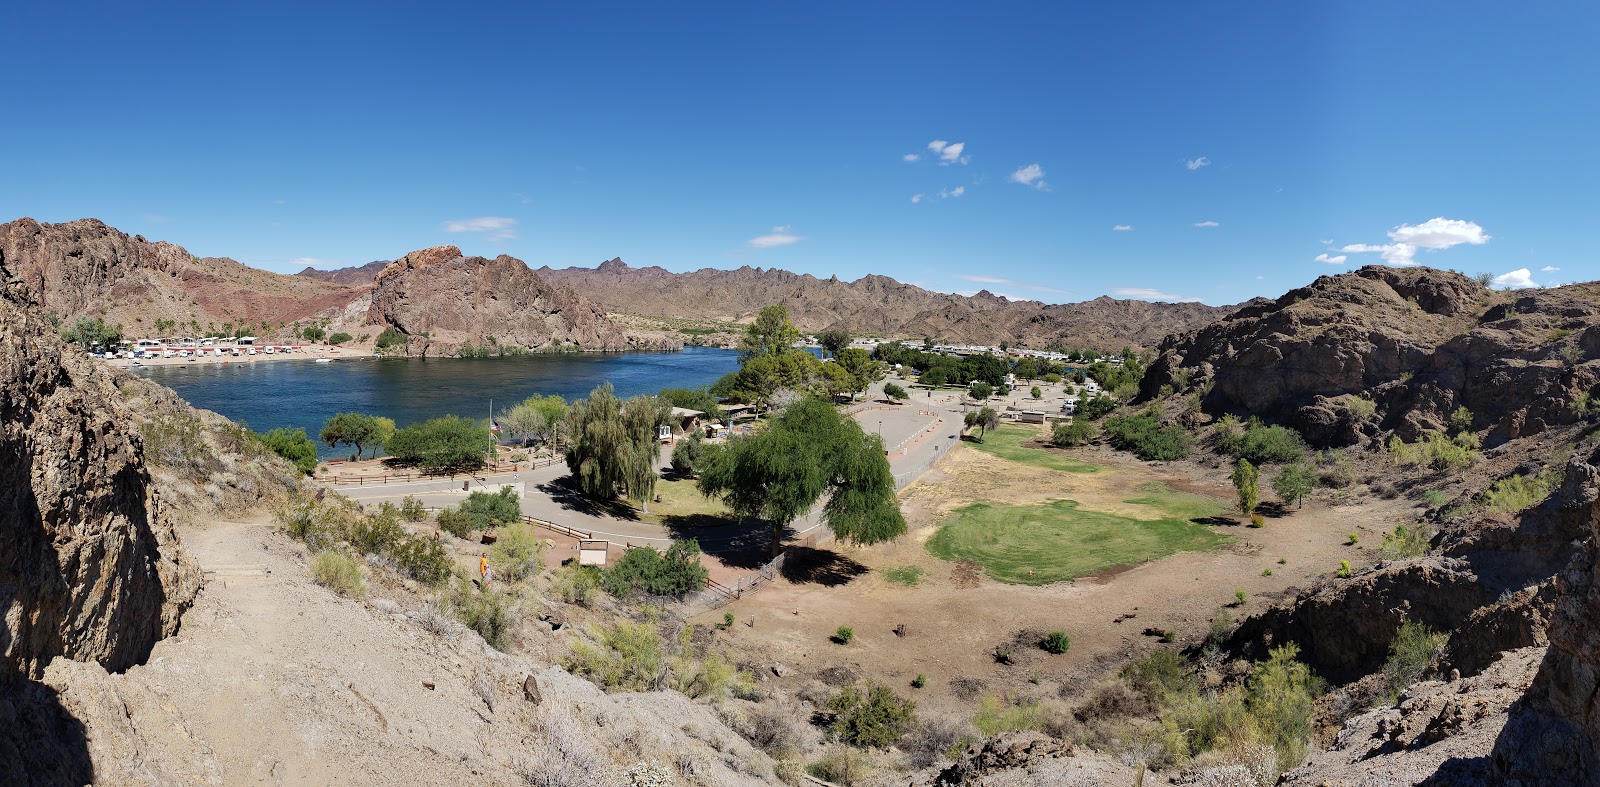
[{"left": 491, "top": 420, "right": 502, "bottom": 433}]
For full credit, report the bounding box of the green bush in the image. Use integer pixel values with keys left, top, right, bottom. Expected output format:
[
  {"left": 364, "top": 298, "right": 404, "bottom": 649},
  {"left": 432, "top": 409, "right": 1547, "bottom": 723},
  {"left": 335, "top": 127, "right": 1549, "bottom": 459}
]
[
  {"left": 1336, "top": 559, "right": 1353, "bottom": 579},
  {"left": 1103, "top": 410, "right": 1191, "bottom": 461},
  {"left": 973, "top": 695, "right": 1048, "bottom": 737},
  {"left": 1378, "top": 522, "right": 1434, "bottom": 560},
  {"left": 437, "top": 487, "right": 522, "bottom": 537},
  {"left": 260, "top": 426, "right": 319, "bottom": 475},
  {"left": 311, "top": 552, "right": 366, "bottom": 599},
  {"left": 1484, "top": 469, "right": 1559, "bottom": 513},
  {"left": 400, "top": 495, "right": 427, "bottom": 521},
  {"left": 807, "top": 748, "right": 872, "bottom": 786},
  {"left": 670, "top": 431, "right": 717, "bottom": 476},
  {"left": 1050, "top": 418, "right": 1094, "bottom": 447},
  {"left": 1388, "top": 431, "right": 1479, "bottom": 473},
  {"left": 600, "top": 539, "right": 709, "bottom": 598},
  {"left": 553, "top": 563, "right": 601, "bottom": 606},
  {"left": 375, "top": 327, "right": 406, "bottom": 349},
  {"left": 392, "top": 535, "right": 452, "bottom": 586},
  {"left": 448, "top": 583, "right": 518, "bottom": 651},
  {"left": 883, "top": 382, "right": 908, "bottom": 400},
  {"left": 1246, "top": 642, "right": 1325, "bottom": 773},
  {"left": 834, "top": 626, "right": 855, "bottom": 645},
  {"left": 385, "top": 415, "right": 491, "bottom": 472},
  {"left": 1078, "top": 394, "right": 1118, "bottom": 420},
  {"left": 1220, "top": 422, "right": 1307, "bottom": 464},
  {"left": 300, "top": 325, "right": 326, "bottom": 342},
  {"left": 911, "top": 674, "right": 926, "bottom": 689},
  {"left": 327, "top": 332, "right": 353, "bottom": 345},
  {"left": 563, "top": 621, "right": 664, "bottom": 691},
  {"left": 275, "top": 495, "right": 345, "bottom": 551},
  {"left": 490, "top": 522, "right": 546, "bottom": 582},
  {"left": 827, "top": 684, "right": 916, "bottom": 748},
  {"left": 1041, "top": 631, "right": 1071, "bottom": 654},
  {"left": 348, "top": 510, "right": 406, "bottom": 556},
  {"left": 1380, "top": 621, "right": 1448, "bottom": 705}
]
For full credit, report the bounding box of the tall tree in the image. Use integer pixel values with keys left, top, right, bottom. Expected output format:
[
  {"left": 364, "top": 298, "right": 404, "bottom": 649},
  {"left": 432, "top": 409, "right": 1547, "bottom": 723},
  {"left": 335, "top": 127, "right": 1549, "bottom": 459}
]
[
  {"left": 1233, "top": 458, "right": 1260, "bottom": 516},
  {"left": 320, "top": 412, "right": 382, "bottom": 459},
  {"left": 1271, "top": 462, "right": 1317, "bottom": 509},
  {"left": 739, "top": 304, "right": 801, "bottom": 362},
  {"left": 817, "top": 328, "right": 852, "bottom": 358},
  {"left": 565, "top": 384, "right": 669, "bottom": 511},
  {"left": 698, "top": 397, "right": 906, "bottom": 554},
  {"left": 834, "top": 348, "right": 882, "bottom": 397}
]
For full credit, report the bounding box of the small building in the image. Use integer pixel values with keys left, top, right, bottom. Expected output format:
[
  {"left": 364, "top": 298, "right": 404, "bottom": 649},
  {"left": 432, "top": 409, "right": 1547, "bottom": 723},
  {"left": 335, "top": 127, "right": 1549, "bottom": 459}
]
[
  {"left": 667, "top": 407, "right": 704, "bottom": 442},
  {"left": 1018, "top": 410, "right": 1047, "bottom": 424}
]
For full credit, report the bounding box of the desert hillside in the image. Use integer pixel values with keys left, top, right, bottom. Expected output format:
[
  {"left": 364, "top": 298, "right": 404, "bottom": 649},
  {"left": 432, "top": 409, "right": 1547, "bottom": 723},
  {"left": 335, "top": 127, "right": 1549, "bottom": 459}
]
[{"left": 534, "top": 257, "right": 1235, "bottom": 350}]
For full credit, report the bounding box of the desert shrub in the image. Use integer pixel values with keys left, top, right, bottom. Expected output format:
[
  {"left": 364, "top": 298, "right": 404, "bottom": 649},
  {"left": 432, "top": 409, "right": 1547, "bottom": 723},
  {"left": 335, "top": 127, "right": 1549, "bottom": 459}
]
[
  {"left": 448, "top": 582, "right": 518, "bottom": 651},
  {"left": 563, "top": 621, "right": 664, "bottom": 691},
  {"left": 973, "top": 695, "right": 1049, "bottom": 737},
  {"left": 490, "top": 522, "right": 547, "bottom": 581},
  {"left": 673, "top": 651, "right": 743, "bottom": 699},
  {"left": 1422, "top": 489, "right": 1449, "bottom": 508},
  {"left": 392, "top": 534, "right": 452, "bottom": 586},
  {"left": 1319, "top": 452, "right": 1357, "bottom": 489},
  {"left": 1336, "top": 560, "right": 1353, "bottom": 578},
  {"left": 1122, "top": 649, "right": 1196, "bottom": 702},
  {"left": 911, "top": 674, "right": 926, "bottom": 688},
  {"left": 1103, "top": 410, "right": 1191, "bottom": 461},
  {"left": 834, "top": 626, "right": 855, "bottom": 645},
  {"left": 738, "top": 700, "right": 809, "bottom": 758},
  {"left": 827, "top": 683, "right": 915, "bottom": 748},
  {"left": 1234, "top": 589, "right": 1248, "bottom": 606},
  {"left": 1388, "top": 431, "right": 1479, "bottom": 473},
  {"left": 275, "top": 494, "right": 348, "bottom": 551},
  {"left": 1343, "top": 395, "right": 1377, "bottom": 421},
  {"left": 1347, "top": 532, "right": 1360, "bottom": 545},
  {"left": 519, "top": 710, "right": 619, "bottom": 787},
  {"left": 1378, "top": 522, "right": 1433, "bottom": 560},
  {"left": 140, "top": 411, "right": 214, "bottom": 478},
  {"left": 1220, "top": 422, "right": 1307, "bottom": 465},
  {"left": 807, "top": 747, "right": 872, "bottom": 786},
  {"left": 553, "top": 563, "right": 601, "bottom": 606},
  {"left": 399, "top": 495, "right": 427, "bottom": 521},
  {"left": 1248, "top": 643, "right": 1325, "bottom": 773},
  {"left": 1042, "top": 631, "right": 1071, "bottom": 654},
  {"left": 260, "top": 426, "right": 319, "bottom": 474},
  {"left": 455, "top": 487, "right": 523, "bottom": 532},
  {"left": 1051, "top": 418, "right": 1094, "bottom": 447},
  {"left": 374, "top": 327, "right": 406, "bottom": 349},
  {"left": 600, "top": 539, "right": 709, "bottom": 598},
  {"left": 347, "top": 509, "right": 406, "bottom": 556},
  {"left": 1379, "top": 621, "right": 1448, "bottom": 706},
  {"left": 1483, "top": 470, "right": 1558, "bottom": 513},
  {"left": 903, "top": 715, "right": 976, "bottom": 768},
  {"left": 311, "top": 552, "right": 366, "bottom": 599}
]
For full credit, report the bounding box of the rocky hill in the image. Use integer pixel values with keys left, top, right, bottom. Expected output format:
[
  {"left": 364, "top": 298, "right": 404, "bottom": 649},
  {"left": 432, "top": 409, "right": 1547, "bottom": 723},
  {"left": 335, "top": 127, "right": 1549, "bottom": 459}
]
[
  {"left": 0, "top": 218, "right": 668, "bottom": 354},
  {"left": 536, "top": 257, "right": 1234, "bottom": 350},
  {"left": 1140, "top": 265, "right": 1599, "bottom": 448},
  {"left": 294, "top": 260, "right": 386, "bottom": 286}
]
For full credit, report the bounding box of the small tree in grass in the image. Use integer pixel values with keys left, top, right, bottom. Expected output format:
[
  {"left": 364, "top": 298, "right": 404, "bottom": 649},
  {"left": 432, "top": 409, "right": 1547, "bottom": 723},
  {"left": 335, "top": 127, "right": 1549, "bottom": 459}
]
[
  {"left": 1232, "top": 458, "right": 1260, "bottom": 516},
  {"left": 1272, "top": 462, "right": 1318, "bottom": 509}
]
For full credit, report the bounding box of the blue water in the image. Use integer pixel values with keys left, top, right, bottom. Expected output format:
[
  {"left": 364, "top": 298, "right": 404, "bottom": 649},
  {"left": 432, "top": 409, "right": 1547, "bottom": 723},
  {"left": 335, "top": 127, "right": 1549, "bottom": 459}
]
[{"left": 138, "top": 347, "right": 741, "bottom": 457}]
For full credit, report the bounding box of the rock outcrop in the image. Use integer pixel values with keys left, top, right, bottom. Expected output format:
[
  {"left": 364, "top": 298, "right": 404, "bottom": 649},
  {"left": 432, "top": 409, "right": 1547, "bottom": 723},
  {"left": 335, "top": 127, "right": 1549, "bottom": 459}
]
[
  {"left": 0, "top": 263, "right": 200, "bottom": 680},
  {"left": 365, "top": 247, "right": 674, "bottom": 354},
  {"left": 537, "top": 257, "right": 1234, "bottom": 350},
  {"left": 0, "top": 217, "right": 360, "bottom": 333},
  {"left": 1141, "top": 266, "right": 1600, "bottom": 448},
  {"left": 294, "top": 260, "right": 386, "bottom": 286}
]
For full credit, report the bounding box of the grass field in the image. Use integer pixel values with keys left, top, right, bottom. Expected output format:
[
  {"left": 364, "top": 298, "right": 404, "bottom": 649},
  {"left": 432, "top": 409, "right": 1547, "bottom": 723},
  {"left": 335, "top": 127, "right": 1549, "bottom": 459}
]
[
  {"left": 627, "top": 477, "right": 732, "bottom": 525},
  {"left": 965, "top": 424, "right": 1100, "bottom": 474},
  {"left": 926, "top": 490, "right": 1231, "bottom": 585}
]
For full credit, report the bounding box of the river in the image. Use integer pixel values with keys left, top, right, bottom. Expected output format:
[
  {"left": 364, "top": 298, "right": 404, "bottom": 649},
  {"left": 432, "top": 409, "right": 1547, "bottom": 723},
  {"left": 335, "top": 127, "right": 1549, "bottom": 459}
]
[{"left": 136, "top": 347, "right": 741, "bottom": 457}]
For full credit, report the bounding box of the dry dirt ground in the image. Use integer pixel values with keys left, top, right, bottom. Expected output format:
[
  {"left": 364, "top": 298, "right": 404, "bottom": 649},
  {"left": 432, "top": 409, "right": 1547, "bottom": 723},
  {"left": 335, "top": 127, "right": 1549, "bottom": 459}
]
[{"left": 695, "top": 434, "right": 1419, "bottom": 721}]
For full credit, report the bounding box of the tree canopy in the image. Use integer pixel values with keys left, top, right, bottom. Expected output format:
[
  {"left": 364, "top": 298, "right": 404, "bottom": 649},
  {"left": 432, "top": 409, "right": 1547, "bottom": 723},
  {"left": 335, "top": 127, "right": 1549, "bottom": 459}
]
[
  {"left": 565, "top": 383, "right": 670, "bottom": 510},
  {"left": 320, "top": 412, "right": 385, "bottom": 459},
  {"left": 738, "top": 304, "right": 801, "bottom": 362},
  {"left": 816, "top": 328, "right": 852, "bottom": 358},
  {"left": 60, "top": 316, "right": 122, "bottom": 352},
  {"left": 498, "top": 393, "right": 569, "bottom": 447},
  {"left": 260, "top": 427, "right": 318, "bottom": 475},
  {"left": 697, "top": 396, "right": 906, "bottom": 553},
  {"left": 385, "top": 415, "right": 490, "bottom": 471}
]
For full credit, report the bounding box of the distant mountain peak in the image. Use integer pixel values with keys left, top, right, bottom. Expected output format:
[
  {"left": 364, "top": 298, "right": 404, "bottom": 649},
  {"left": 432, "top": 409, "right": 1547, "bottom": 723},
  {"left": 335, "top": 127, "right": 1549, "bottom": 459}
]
[{"left": 597, "top": 257, "right": 629, "bottom": 272}]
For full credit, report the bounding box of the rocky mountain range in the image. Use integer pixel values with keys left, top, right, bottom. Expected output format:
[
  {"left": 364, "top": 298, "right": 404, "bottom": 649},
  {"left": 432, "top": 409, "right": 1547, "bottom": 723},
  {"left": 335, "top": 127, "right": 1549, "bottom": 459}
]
[
  {"left": 0, "top": 218, "right": 667, "bottom": 355},
  {"left": 534, "top": 257, "right": 1236, "bottom": 350}
]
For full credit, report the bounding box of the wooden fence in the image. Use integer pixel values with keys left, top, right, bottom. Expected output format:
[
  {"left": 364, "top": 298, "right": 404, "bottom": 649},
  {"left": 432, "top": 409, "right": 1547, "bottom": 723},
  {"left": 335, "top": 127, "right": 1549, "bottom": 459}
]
[{"left": 319, "top": 455, "right": 563, "bottom": 485}]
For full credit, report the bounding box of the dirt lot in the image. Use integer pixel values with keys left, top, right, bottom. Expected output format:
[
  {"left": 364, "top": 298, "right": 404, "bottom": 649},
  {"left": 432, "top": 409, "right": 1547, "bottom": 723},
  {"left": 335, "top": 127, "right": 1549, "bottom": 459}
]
[{"left": 694, "top": 433, "right": 1419, "bottom": 719}]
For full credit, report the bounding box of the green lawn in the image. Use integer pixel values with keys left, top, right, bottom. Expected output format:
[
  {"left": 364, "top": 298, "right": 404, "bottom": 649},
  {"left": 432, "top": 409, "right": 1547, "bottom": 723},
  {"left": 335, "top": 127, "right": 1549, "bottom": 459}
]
[
  {"left": 927, "top": 492, "right": 1231, "bottom": 585},
  {"left": 629, "top": 477, "right": 732, "bottom": 525},
  {"left": 966, "top": 424, "right": 1100, "bottom": 474}
]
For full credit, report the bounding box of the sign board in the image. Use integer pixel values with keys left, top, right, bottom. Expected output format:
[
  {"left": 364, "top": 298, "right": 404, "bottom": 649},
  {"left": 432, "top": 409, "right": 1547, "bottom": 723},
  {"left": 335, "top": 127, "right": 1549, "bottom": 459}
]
[{"left": 578, "top": 540, "right": 610, "bottom": 566}]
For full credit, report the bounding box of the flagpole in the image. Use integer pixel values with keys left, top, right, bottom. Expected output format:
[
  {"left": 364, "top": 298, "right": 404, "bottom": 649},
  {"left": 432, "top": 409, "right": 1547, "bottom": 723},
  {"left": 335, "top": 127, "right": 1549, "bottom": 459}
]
[{"left": 487, "top": 397, "right": 493, "bottom": 470}]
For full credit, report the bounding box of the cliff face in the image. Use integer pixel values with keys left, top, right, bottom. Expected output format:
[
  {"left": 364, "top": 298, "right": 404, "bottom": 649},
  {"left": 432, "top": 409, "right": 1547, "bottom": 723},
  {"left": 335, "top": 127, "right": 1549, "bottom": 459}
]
[
  {"left": 0, "top": 265, "right": 200, "bottom": 681},
  {"left": 1142, "top": 266, "right": 1600, "bottom": 448},
  {"left": 537, "top": 258, "right": 1233, "bottom": 350},
  {"left": 366, "top": 247, "right": 675, "bottom": 354},
  {"left": 0, "top": 217, "right": 361, "bottom": 334}
]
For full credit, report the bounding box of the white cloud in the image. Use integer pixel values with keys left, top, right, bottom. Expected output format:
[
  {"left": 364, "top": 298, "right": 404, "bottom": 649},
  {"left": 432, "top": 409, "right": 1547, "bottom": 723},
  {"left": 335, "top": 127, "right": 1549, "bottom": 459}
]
[
  {"left": 1541, "top": 265, "right": 1561, "bottom": 272},
  {"left": 1314, "top": 253, "right": 1348, "bottom": 265},
  {"left": 1338, "top": 217, "right": 1490, "bottom": 266},
  {"left": 1185, "top": 156, "right": 1211, "bottom": 171},
  {"left": 939, "top": 186, "right": 966, "bottom": 199},
  {"left": 1194, "top": 221, "right": 1220, "bottom": 228},
  {"left": 1493, "top": 268, "right": 1539, "bottom": 289},
  {"left": 1111, "top": 287, "right": 1201, "bottom": 303},
  {"left": 1318, "top": 238, "right": 1333, "bottom": 245},
  {"left": 749, "top": 226, "right": 803, "bottom": 249},
  {"left": 444, "top": 216, "right": 518, "bottom": 240},
  {"left": 911, "top": 193, "right": 925, "bottom": 204},
  {"left": 1112, "top": 225, "right": 1133, "bottom": 231},
  {"left": 903, "top": 153, "right": 920, "bottom": 162},
  {"left": 291, "top": 257, "right": 332, "bottom": 269},
  {"left": 1009, "top": 163, "right": 1047, "bottom": 190},
  {"left": 927, "top": 140, "right": 969, "bottom": 165}
]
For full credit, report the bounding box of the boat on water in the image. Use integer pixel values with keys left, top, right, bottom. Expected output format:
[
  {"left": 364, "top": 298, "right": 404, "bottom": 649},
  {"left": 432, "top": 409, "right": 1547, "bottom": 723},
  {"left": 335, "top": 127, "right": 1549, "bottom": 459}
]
[{"left": 314, "top": 358, "right": 333, "bottom": 363}]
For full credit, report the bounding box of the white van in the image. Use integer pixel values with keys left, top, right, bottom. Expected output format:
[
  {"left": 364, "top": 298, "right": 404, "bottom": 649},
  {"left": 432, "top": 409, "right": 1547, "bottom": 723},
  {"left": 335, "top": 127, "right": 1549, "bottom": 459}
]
[
  {"left": 264, "top": 346, "right": 275, "bottom": 355},
  {"left": 247, "top": 348, "right": 257, "bottom": 356},
  {"left": 231, "top": 348, "right": 242, "bottom": 356}
]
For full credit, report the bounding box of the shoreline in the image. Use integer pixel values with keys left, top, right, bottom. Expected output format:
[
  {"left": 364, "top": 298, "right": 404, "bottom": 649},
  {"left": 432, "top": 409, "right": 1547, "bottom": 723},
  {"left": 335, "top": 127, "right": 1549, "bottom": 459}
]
[{"left": 107, "top": 345, "right": 353, "bottom": 369}]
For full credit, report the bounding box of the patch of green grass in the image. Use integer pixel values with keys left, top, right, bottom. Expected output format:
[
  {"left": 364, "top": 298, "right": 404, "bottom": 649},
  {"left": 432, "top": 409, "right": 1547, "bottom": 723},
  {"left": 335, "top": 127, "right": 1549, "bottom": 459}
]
[
  {"left": 632, "top": 477, "right": 734, "bottom": 525},
  {"left": 965, "top": 425, "right": 1100, "bottom": 474},
  {"left": 882, "top": 565, "right": 926, "bottom": 586},
  {"left": 1124, "top": 481, "right": 1229, "bottom": 521},
  {"left": 927, "top": 498, "right": 1231, "bottom": 585}
]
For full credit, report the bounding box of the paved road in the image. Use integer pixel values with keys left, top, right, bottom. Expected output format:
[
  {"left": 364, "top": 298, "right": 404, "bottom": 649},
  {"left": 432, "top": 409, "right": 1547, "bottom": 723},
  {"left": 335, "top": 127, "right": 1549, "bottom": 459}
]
[{"left": 321, "top": 377, "right": 966, "bottom": 554}]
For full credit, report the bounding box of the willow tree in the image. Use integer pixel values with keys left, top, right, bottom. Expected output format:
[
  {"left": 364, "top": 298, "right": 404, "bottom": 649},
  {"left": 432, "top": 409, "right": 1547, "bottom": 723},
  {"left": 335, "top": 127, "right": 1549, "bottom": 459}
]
[
  {"left": 698, "top": 396, "right": 905, "bottom": 554},
  {"left": 565, "top": 384, "right": 670, "bottom": 512}
]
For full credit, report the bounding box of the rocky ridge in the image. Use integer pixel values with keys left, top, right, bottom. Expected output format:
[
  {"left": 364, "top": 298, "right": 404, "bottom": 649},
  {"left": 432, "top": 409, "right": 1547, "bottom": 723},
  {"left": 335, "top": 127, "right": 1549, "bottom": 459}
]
[
  {"left": 294, "top": 259, "right": 386, "bottom": 286},
  {"left": 536, "top": 257, "right": 1235, "bottom": 350}
]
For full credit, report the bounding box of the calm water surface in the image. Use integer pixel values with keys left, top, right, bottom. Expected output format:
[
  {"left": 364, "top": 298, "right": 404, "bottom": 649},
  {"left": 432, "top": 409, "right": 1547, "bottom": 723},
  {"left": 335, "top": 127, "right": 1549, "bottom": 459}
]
[{"left": 139, "top": 347, "right": 740, "bottom": 456}]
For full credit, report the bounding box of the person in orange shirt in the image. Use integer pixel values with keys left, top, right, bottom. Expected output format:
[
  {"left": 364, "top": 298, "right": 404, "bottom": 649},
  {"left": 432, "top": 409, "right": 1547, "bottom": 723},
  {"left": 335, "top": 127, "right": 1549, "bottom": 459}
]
[{"left": 480, "top": 552, "right": 491, "bottom": 585}]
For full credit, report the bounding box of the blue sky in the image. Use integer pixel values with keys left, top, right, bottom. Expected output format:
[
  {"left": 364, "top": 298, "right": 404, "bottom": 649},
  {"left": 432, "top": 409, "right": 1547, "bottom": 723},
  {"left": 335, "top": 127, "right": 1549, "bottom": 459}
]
[{"left": 3, "top": 2, "right": 1595, "bottom": 305}]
